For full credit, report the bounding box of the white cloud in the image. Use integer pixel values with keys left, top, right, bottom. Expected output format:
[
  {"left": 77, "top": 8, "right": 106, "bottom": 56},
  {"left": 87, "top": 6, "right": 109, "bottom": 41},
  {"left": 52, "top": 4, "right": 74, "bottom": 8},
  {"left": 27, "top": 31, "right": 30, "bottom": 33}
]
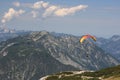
[
  {"left": 43, "top": 5, "right": 88, "bottom": 17},
  {"left": 32, "top": 1, "right": 49, "bottom": 9},
  {"left": 43, "top": 6, "right": 59, "bottom": 17},
  {"left": 13, "top": 2, "right": 20, "bottom": 7},
  {"left": 1, "top": 1, "right": 88, "bottom": 22},
  {"left": 31, "top": 1, "right": 88, "bottom": 18},
  {"left": 54, "top": 5, "right": 88, "bottom": 17},
  {"left": 1, "top": 8, "right": 25, "bottom": 23}
]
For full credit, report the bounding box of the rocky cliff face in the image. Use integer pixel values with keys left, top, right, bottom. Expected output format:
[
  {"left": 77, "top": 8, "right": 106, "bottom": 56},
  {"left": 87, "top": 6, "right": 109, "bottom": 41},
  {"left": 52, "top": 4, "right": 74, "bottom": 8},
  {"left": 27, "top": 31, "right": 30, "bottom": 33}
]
[
  {"left": 29, "top": 31, "right": 119, "bottom": 70},
  {"left": 0, "top": 33, "right": 77, "bottom": 80},
  {"left": 0, "top": 31, "right": 119, "bottom": 80}
]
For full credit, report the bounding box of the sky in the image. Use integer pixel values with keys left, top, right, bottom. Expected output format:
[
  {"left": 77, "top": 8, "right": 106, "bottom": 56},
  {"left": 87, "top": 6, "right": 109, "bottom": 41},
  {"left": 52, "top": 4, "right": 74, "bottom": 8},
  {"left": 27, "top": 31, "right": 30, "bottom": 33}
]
[{"left": 0, "top": 0, "right": 120, "bottom": 38}]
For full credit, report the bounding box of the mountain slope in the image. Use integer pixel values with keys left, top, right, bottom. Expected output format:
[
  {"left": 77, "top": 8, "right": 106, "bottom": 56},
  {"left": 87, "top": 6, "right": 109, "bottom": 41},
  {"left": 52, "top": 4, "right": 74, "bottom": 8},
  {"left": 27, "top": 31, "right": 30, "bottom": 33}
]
[
  {"left": 41, "top": 65, "right": 120, "bottom": 80},
  {"left": 29, "top": 31, "right": 119, "bottom": 70},
  {"left": 97, "top": 35, "right": 120, "bottom": 61},
  {"left": 0, "top": 31, "right": 119, "bottom": 80},
  {"left": 0, "top": 35, "right": 77, "bottom": 80}
]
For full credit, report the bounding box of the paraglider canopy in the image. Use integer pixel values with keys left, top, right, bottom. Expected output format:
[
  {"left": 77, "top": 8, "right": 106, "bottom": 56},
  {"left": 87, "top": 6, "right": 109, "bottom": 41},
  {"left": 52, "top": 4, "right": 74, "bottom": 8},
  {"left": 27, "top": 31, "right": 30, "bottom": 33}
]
[{"left": 80, "top": 34, "right": 96, "bottom": 43}]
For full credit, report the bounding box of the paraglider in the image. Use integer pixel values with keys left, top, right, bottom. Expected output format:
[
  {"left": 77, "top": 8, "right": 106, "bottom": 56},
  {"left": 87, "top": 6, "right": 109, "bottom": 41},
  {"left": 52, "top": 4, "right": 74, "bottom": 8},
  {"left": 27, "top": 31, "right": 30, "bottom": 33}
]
[
  {"left": 80, "top": 34, "right": 96, "bottom": 43},
  {"left": 79, "top": 34, "right": 96, "bottom": 57}
]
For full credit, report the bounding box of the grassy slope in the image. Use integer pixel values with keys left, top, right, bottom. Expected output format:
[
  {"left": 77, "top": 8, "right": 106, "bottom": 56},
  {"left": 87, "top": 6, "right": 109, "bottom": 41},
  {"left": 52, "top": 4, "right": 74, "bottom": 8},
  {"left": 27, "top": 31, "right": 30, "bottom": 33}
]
[{"left": 45, "top": 65, "right": 120, "bottom": 80}]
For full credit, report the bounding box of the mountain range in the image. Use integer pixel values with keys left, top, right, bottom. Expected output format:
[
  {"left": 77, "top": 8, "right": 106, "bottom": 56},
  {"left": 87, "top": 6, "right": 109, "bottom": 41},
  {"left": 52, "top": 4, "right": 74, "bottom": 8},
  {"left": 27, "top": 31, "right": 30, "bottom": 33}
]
[
  {"left": 0, "top": 27, "right": 120, "bottom": 62},
  {"left": 0, "top": 31, "right": 119, "bottom": 80}
]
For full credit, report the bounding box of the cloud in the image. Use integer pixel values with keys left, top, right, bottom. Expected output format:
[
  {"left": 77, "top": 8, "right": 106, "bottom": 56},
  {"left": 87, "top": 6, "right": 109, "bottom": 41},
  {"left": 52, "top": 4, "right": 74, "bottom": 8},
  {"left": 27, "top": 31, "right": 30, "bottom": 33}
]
[
  {"left": 32, "top": 1, "right": 49, "bottom": 9},
  {"left": 13, "top": 2, "right": 20, "bottom": 7},
  {"left": 1, "top": 1, "right": 88, "bottom": 21},
  {"left": 32, "top": 1, "right": 88, "bottom": 18},
  {"left": 43, "top": 6, "right": 59, "bottom": 17},
  {"left": 54, "top": 5, "right": 88, "bottom": 17},
  {"left": 1, "top": 8, "right": 25, "bottom": 23},
  {"left": 43, "top": 5, "right": 88, "bottom": 17}
]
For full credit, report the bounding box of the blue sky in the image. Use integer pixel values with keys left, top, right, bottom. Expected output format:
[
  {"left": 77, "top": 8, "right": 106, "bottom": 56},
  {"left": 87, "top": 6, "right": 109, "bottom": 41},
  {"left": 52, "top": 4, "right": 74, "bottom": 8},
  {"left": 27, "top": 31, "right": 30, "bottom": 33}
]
[{"left": 0, "top": 0, "right": 120, "bottom": 38}]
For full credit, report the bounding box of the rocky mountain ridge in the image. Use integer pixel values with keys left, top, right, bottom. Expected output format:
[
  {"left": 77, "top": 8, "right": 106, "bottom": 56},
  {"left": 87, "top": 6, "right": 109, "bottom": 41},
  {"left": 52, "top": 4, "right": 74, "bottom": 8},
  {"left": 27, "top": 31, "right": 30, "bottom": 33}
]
[
  {"left": 30, "top": 31, "right": 119, "bottom": 70},
  {"left": 0, "top": 31, "right": 119, "bottom": 80},
  {"left": 0, "top": 26, "right": 120, "bottom": 61}
]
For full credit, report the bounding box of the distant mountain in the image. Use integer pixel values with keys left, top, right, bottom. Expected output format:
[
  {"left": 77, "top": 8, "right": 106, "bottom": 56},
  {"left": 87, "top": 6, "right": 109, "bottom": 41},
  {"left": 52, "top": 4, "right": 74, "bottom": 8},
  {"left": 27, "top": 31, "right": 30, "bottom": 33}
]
[
  {"left": 0, "top": 26, "right": 30, "bottom": 42},
  {"left": 41, "top": 65, "right": 120, "bottom": 80},
  {"left": 0, "top": 26, "right": 16, "bottom": 33},
  {"left": 0, "top": 31, "right": 119, "bottom": 80},
  {"left": 97, "top": 35, "right": 120, "bottom": 61}
]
